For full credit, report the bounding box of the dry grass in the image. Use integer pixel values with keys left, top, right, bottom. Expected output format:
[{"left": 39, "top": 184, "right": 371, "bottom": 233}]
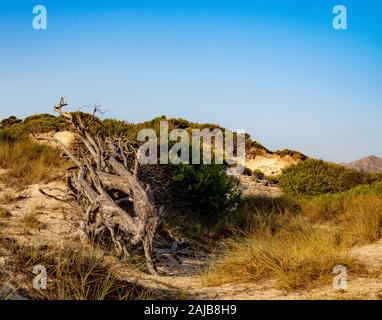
[
  {"left": 165, "top": 196, "right": 300, "bottom": 246},
  {"left": 339, "top": 196, "right": 382, "bottom": 246},
  {"left": 204, "top": 225, "right": 359, "bottom": 290},
  {"left": 300, "top": 194, "right": 382, "bottom": 246},
  {"left": 1, "top": 190, "right": 17, "bottom": 205},
  {"left": 0, "top": 235, "right": 158, "bottom": 300},
  {"left": 300, "top": 193, "right": 347, "bottom": 223},
  {"left": 204, "top": 193, "right": 382, "bottom": 291},
  {"left": 20, "top": 212, "right": 44, "bottom": 230},
  {"left": 0, "top": 138, "right": 64, "bottom": 186},
  {"left": 0, "top": 270, "right": 13, "bottom": 300},
  {"left": 0, "top": 207, "right": 10, "bottom": 219},
  {"left": 20, "top": 203, "right": 45, "bottom": 230}
]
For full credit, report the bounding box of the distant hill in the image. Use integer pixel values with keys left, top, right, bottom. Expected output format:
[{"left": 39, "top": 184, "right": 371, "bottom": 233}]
[{"left": 344, "top": 155, "right": 382, "bottom": 173}]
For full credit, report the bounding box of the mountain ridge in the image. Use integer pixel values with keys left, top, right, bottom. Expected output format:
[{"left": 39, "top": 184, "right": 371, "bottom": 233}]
[{"left": 344, "top": 155, "right": 382, "bottom": 173}]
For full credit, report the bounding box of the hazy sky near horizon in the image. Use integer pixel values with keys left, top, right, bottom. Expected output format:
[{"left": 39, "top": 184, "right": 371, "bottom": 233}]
[{"left": 0, "top": 0, "right": 381, "bottom": 162}]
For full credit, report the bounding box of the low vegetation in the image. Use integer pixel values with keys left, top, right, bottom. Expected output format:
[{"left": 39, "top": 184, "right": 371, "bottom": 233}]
[
  {"left": 0, "top": 207, "right": 10, "bottom": 219},
  {"left": 170, "top": 164, "right": 242, "bottom": 223},
  {"left": 273, "top": 149, "right": 307, "bottom": 161},
  {"left": 1, "top": 190, "right": 17, "bottom": 205},
  {"left": 20, "top": 203, "right": 45, "bottom": 230},
  {"left": 204, "top": 160, "right": 382, "bottom": 290},
  {"left": 5, "top": 114, "right": 67, "bottom": 136},
  {"left": 251, "top": 169, "right": 265, "bottom": 180},
  {"left": 0, "top": 269, "right": 13, "bottom": 300},
  {"left": 279, "top": 159, "right": 377, "bottom": 196},
  {"left": 205, "top": 227, "right": 358, "bottom": 290},
  {"left": 204, "top": 163, "right": 382, "bottom": 290},
  {"left": 0, "top": 233, "right": 161, "bottom": 300},
  {"left": 0, "top": 131, "right": 64, "bottom": 186},
  {"left": 204, "top": 193, "right": 382, "bottom": 290}
]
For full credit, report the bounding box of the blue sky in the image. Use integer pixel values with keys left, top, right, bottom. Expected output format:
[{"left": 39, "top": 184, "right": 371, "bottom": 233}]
[{"left": 0, "top": 0, "right": 381, "bottom": 162}]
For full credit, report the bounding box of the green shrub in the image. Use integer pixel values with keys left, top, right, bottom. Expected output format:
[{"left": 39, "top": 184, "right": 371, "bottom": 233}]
[
  {"left": 242, "top": 167, "right": 253, "bottom": 176},
  {"left": 101, "top": 119, "right": 132, "bottom": 136},
  {"left": 246, "top": 138, "right": 269, "bottom": 153},
  {"left": 252, "top": 169, "right": 265, "bottom": 180},
  {"left": 264, "top": 175, "right": 279, "bottom": 184},
  {"left": 371, "top": 172, "right": 382, "bottom": 183},
  {"left": 279, "top": 159, "right": 373, "bottom": 196},
  {"left": 7, "top": 114, "right": 67, "bottom": 136},
  {"left": 0, "top": 116, "right": 21, "bottom": 129},
  {"left": 344, "top": 179, "right": 382, "bottom": 197},
  {"left": 273, "top": 149, "right": 307, "bottom": 161},
  {"left": 217, "top": 195, "right": 300, "bottom": 234},
  {"left": 170, "top": 164, "right": 241, "bottom": 222}
]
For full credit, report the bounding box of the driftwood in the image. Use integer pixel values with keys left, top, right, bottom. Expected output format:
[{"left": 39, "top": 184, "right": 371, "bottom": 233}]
[{"left": 53, "top": 98, "right": 163, "bottom": 275}]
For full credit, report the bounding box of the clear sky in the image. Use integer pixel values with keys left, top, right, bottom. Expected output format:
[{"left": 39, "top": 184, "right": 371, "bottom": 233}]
[{"left": 0, "top": 0, "right": 381, "bottom": 162}]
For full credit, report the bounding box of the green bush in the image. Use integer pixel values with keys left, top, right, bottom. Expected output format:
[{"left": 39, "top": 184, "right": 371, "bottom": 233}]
[
  {"left": 0, "top": 116, "right": 21, "bottom": 129},
  {"left": 273, "top": 149, "right": 307, "bottom": 161},
  {"left": 170, "top": 164, "right": 241, "bottom": 222},
  {"left": 344, "top": 179, "right": 382, "bottom": 197},
  {"left": 264, "top": 175, "right": 279, "bottom": 184},
  {"left": 101, "top": 119, "right": 132, "bottom": 136},
  {"left": 242, "top": 167, "right": 253, "bottom": 176},
  {"left": 7, "top": 114, "right": 67, "bottom": 136},
  {"left": 246, "top": 138, "right": 269, "bottom": 153},
  {"left": 252, "top": 169, "right": 265, "bottom": 180},
  {"left": 279, "top": 159, "right": 374, "bottom": 196}
]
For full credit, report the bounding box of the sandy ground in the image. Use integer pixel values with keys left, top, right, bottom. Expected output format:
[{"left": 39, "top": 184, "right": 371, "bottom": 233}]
[
  {"left": 239, "top": 175, "right": 282, "bottom": 198},
  {"left": 33, "top": 131, "right": 75, "bottom": 149},
  {"left": 246, "top": 154, "right": 299, "bottom": 176}
]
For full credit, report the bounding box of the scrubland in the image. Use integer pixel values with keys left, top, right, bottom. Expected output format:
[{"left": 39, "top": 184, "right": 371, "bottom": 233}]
[{"left": 1, "top": 115, "right": 382, "bottom": 300}]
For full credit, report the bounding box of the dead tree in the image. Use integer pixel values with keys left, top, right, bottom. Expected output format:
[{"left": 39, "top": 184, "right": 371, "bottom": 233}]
[{"left": 53, "top": 98, "right": 163, "bottom": 275}]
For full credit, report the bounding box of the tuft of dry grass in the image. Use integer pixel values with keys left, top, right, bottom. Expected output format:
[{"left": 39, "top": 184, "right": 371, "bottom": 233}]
[
  {"left": 0, "top": 206, "right": 11, "bottom": 219},
  {"left": 339, "top": 195, "right": 382, "bottom": 246},
  {"left": 204, "top": 225, "right": 359, "bottom": 290},
  {"left": 20, "top": 203, "right": 45, "bottom": 230},
  {"left": 204, "top": 193, "right": 382, "bottom": 291},
  {"left": 1, "top": 190, "right": 17, "bottom": 205},
  {"left": 300, "top": 194, "right": 382, "bottom": 246},
  {"left": 0, "top": 235, "right": 158, "bottom": 300},
  {"left": 0, "top": 138, "right": 64, "bottom": 186},
  {"left": 300, "top": 193, "right": 347, "bottom": 223},
  {"left": 0, "top": 270, "right": 13, "bottom": 300}
]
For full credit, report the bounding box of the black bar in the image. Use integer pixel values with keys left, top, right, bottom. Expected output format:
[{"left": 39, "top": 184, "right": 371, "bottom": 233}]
[{"left": 1, "top": 300, "right": 380, "bottom": 319}]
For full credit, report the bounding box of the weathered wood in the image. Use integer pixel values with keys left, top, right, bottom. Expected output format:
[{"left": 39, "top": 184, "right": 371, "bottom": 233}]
[{"left": 54, "top": 98, "right": 162, "bottom": 275}]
